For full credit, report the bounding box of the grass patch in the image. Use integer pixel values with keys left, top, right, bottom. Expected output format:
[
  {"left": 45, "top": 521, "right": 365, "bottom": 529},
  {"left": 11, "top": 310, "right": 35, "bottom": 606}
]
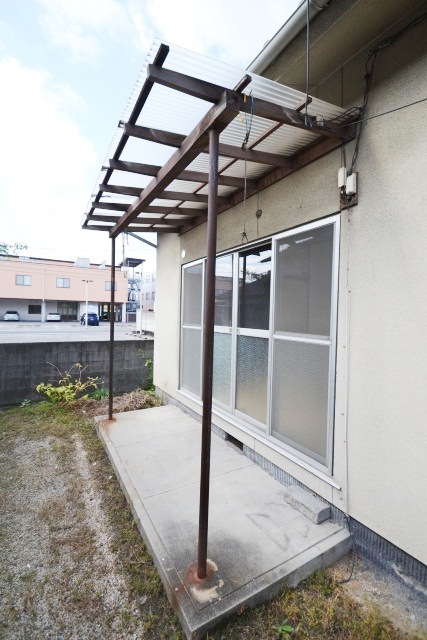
[{"left": 1, "top": 397, "right": 425, "bottom": 640}]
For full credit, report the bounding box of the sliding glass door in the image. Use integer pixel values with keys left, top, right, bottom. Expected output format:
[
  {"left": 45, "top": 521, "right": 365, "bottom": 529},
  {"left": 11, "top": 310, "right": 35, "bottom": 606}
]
[
  {"left": 270, "top": 220, "right": 339, "bottom": 469},
  {"left": 180, "top": 216, "right": 339, "bottom": 473},
  {"left": 234, "top": 243, "right": 271, "bottom": 428}
]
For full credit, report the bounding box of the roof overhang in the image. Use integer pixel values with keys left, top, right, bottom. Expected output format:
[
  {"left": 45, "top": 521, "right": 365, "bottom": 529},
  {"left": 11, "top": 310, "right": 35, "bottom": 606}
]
[{"left": 82, "top": 41, "right": 358, "bottom": 238}]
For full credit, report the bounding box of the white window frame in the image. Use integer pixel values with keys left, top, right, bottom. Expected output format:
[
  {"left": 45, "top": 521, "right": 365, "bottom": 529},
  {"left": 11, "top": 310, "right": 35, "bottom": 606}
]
[
  {"left": 16, "top": 274, "right": 31, "bottom": 286},
  {"left": 179, "top": 258, "right": 205, "bottom": 399},
  {"left": 179, "top": 216, "right": 340, "bottom": 475},
  {"left": 56, "top": 277, "right": 70, "bottom": 288}
]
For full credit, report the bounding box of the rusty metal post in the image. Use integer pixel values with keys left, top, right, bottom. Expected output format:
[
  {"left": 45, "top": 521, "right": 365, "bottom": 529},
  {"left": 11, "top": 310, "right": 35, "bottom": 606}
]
[
  {"left": 197, "top": 128, "right": 219, "bottom": 580},
  {"left": 108, "top": 236, "right": 116, "bottom": 420}
]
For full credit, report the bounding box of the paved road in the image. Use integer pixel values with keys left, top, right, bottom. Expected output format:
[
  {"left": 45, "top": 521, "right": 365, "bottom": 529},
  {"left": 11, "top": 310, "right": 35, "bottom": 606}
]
[{"left": 0, "top": 322, "right": 152, "bottom": 343}]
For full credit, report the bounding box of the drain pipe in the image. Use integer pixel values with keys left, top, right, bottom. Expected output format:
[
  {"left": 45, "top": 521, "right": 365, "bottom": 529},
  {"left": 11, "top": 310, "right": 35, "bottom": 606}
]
[{"left": 247, "top": 0, "right": 329, "bottom": 74}]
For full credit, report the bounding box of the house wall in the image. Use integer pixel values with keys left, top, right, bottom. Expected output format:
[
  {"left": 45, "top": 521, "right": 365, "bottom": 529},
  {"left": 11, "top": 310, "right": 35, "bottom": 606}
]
[{"left": 154, "top": 4, "right": 427, "bottom": 566}]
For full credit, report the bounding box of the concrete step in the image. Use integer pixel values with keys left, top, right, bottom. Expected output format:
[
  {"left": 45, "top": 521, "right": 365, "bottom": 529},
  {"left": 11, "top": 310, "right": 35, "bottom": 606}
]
[{"left": 283, "top": 484, "right": 331, "bottom": 524}]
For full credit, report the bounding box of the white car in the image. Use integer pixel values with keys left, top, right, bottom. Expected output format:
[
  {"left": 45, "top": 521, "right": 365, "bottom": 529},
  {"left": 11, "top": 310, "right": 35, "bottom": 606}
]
[
  {"left": 46, "top": 312, "right": 61, "bottom": 322},
  {"left": 4, "top": 310, "right": 20, "bottom": 321}
]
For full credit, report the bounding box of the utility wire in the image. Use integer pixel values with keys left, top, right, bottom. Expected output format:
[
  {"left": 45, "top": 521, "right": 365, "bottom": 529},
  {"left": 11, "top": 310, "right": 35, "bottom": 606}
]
[{"left": 338, "top": 96, "right": 427, "bottom": 127}]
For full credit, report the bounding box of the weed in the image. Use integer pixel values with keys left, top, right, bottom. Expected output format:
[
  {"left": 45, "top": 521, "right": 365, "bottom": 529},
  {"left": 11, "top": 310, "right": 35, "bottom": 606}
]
[
  {"left": 272, "top": 618, "right": 294, "bottom": 638},
  {"left": 89, "top": 387, "right": 109, "bottom": 400},
  {"left": 138, "top": 349, "right": 155, "bottom": 393},
  {"left": 36, "top": 363, "right": 100, "bottom": 404}
]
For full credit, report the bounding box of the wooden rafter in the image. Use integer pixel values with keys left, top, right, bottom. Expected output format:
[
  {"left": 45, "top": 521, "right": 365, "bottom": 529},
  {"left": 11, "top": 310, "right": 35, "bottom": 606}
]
[
  {"left": 110, "top": 90, "right": 241, "bottom": 236},
  {"left": 99, "top": 183, "right": 229, "bottom": 204},
  {"left": 124, "top": 123, "right": 292, "bottom": 167},
  {"left": 108, "top": 159, "right": 256, "bottom": 189},
  {"left": 147, "top": 65, "right": 353, "bottom": 140}
]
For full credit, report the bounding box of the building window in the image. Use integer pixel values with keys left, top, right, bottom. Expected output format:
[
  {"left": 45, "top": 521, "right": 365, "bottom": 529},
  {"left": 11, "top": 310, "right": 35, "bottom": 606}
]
[
  {"left": 28, "top": 304, "right": 41, "bottom": 314},
  {"left": 105, "top": 281, "right": 117, "bottom": 291},
  {"left": 146, "top": 275, "right": 151, "bottom": 283},
  {"left": 146, "top": 292, "right": 150, "bottom": 300},
  {"left": 151, "top": 291, "right": 155, "bottom": 300},
  {"left": 179, "top": 216, "right": 340, "bottom": 472},
  {"left": 56, "top": 277, "right": 70, "bottom": 288},
  {"left": 16, "top": 274, "right": 31, "bottom": 286}
]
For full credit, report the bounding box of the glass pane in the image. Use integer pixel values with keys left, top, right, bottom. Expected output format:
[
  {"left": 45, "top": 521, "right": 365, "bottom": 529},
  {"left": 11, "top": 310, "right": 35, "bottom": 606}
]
[
  {"left": 275, "top": 224, "right": 334, "bottom": 337},
  {"left": 236, "top": 335, "right": 268, "bottom": 425},
  {"left": 181, "top": 327, "right": 201, "bottom": 395},
  {"left": 213, "top": 332, "right": 232, "bottom": 406},
  {"left": 271, "top": 340, "right": 330, "bottom": 465},
  {"left": 238, "top": 243, "right": 271, "bottom": 330},
  {"left": 183, "top": 263, "right": 203, "bottom": 326},
  {"left": 215, "top": 254, "right": 233, "bottom": 326}
]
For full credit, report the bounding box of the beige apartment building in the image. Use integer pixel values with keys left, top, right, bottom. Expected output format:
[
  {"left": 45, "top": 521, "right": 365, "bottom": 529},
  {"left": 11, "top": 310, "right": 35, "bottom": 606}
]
[{"left": 0, "top": 255, "right": 127, "bottom": 321}]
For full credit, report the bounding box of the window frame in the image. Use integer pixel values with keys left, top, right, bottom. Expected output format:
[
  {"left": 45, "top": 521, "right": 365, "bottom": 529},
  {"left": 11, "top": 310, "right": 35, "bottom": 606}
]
[
  {"left": 179, "top": 258, "right": 205, "bottom": 398},
  {"left": 16, "top": 274, "right": 31, "bottom": 286},
  {"left": 178, "top": 216, "right": 340, "bottom": 475},
  {"left": 56, "top": 277, "right": 70, "bottom": 288}
]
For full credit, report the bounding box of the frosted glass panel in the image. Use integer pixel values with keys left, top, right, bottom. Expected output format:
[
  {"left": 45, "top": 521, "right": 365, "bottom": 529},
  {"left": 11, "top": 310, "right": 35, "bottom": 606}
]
[
  {"left": 274, "top": 225, "right": 333, "bottom": 336},
  {"left": 183, "top": 263, "right": 203, "bottom": 326},
  {"left": 213, "top": 332, "right": 232, "bottom": 406},
  {"left": 181, "top": 327, "right": 201, "bottom": 395},
  {"left": 238, "top": 244, "right": 271, "bottom": 330},
  {"left": 271, "top": 339, "right": 329, "bottom": 464},
  {"left": 215, "top": 254, "right": 233, "bottom": 326},
  {"left": 236, "top": 335, "right": 268, "bottom": 425}
]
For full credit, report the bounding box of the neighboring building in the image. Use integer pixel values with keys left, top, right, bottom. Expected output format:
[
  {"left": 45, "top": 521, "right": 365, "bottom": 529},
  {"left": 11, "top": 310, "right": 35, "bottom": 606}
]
[
  {"left": 139, "top": 272, "right": 156, "bottom": 311},
  {"left": 82, "top": 0, "right": 427, "bottom": 588},
  {"left": 0, "top": 255, "right": 128, "bottom": 321}
]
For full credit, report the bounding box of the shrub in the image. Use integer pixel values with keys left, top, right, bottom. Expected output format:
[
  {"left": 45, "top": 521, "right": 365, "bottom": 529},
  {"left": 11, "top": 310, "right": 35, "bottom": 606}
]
[{"left": 36, "top": 363, "right": 100, "bottom": 404}]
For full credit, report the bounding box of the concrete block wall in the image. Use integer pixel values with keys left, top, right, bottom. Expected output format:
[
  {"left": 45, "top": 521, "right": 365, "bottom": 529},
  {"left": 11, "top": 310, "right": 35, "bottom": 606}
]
[{"left": 0, "top": 339, "right": 154, "bottom": 406}]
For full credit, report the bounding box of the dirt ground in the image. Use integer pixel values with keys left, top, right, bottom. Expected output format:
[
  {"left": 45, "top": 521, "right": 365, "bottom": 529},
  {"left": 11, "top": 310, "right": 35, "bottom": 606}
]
[{"left": 1, "top": 395, "right": 426, "bottom": 639}]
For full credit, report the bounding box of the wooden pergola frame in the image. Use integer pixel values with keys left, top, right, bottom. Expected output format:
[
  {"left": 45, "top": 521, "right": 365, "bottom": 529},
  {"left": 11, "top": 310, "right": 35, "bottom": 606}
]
[{"left": 83, "top": 42, "right": 357, "bottom": 582}]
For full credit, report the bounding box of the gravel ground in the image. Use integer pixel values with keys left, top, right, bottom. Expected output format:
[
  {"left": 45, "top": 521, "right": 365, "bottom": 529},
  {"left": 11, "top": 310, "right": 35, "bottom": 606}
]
[
  {"left": 0, "top": 434, "right": 146, "bottom": 639},
  {"left": 1, "top": 397, "right": 426, "bottom": 640}
]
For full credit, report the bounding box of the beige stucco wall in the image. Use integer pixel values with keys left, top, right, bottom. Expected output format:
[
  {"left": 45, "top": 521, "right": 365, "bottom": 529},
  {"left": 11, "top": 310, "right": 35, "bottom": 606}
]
[
  {"left": 154, "top": 4, "right": 427, "bottom": 564},
  {"left": 0, "top": 257, "right": 127, "bottom": 303}
]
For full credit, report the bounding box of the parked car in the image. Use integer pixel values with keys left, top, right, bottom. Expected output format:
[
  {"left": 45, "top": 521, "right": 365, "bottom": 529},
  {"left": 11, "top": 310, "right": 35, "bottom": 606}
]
[
  {"left": 46, "top": 312, "right": 61, "bottom": 322},
  {"left": 4, "top": 310, "right": 20, "bottom": 321},
  {"left": 80, "top": 312, "right": 99, "bottom": 326}
]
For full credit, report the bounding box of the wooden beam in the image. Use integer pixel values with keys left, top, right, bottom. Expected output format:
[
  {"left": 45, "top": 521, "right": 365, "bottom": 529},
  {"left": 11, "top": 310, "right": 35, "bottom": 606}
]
[
  {"left": 85, "top": 224, "right": 182, "bottom": 234},
  {"left": 139, "top": 206, "right": 207, "bottom": 216},
  {"left": 181, "top": 135, "right": 354, "bottom": 234},
  {"left": 92, "top": 201, "right": 129, "bottom": 212},
  {"left": 237, "top": 93, "right": 354, "bottom": 139},
  {"left": 88, "top": 214, "right": 192, "bottom": 225},
  {"left": 125, "top": 123, "right": 292, "bottom": 167},
  {"left": 155, "top": 190, "right": 229, "bottom": 204},
  {"left": 109, "top": 158, "right": 255, "bottom": 189},
  {"left": 146, "top": 64, "right": 354, "bottom": 139},
  {"left": 86, "top": 44, "right": 170, "bottom": 222},
  {"left": 100, "top": 184, "right": 141, "bottom": 197},
  {"left": 124, "top": 123, "right": 184, "bottom": 147},
  {"left": 110, "top": 90, "right": 240, "bottom": 236},
  {"left": 148, "top": 64, "right": 225, "bottom": 103}
]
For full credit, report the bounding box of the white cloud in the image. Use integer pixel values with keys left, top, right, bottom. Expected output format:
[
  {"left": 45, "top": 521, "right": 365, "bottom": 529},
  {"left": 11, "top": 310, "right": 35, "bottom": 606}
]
[
  {"left": 0, "top": 57, "right": 99, "bottom": 258},
  {"left": 37, "top": 0, "right": 133, "bottom": 63},
  {"left": 37, "top": 0, "right": 300, "bottom": 69},
  {"left": 130, "top": 0, "right": 301, "bottom": 67}
]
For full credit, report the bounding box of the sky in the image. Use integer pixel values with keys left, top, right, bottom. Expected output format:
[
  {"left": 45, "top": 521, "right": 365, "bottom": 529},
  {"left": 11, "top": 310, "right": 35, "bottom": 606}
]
[{"left": 0, "top": 0, "right": 301, "bottom": 273}]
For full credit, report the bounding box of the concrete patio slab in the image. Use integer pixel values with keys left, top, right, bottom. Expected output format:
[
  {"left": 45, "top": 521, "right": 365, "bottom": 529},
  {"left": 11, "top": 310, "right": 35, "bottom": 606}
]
[{"left": 97, "top": 405, "right": 351, "bottom": 639}]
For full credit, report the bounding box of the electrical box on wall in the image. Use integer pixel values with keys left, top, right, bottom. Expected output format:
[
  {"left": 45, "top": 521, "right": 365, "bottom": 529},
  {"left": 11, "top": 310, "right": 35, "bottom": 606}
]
[{"left": 339, "top": 171, "right": 358, "bottom": 210}]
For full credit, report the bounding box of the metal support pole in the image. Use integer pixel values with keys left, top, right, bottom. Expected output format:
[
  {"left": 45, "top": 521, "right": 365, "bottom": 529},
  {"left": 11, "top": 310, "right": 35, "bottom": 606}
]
[
  {"left": 108, "top": 236, "right": 116, "bottom": 420},
  {"left": 197, "top": 128, "right": 219, "bottom": 580}
]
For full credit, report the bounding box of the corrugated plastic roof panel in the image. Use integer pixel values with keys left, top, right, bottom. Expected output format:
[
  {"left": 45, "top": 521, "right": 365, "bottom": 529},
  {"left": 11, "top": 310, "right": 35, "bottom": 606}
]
[{"left": 84, "top": 40, "right": 351, "bottom": 234}]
